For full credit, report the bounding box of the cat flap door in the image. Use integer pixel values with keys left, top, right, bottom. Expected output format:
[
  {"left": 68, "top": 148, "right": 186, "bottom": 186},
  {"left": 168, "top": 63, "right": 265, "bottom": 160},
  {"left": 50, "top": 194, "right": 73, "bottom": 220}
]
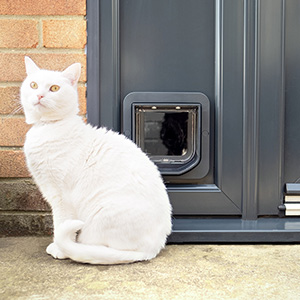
[{"left": 122, "top": 92, "right": 210, "bottom": 177}]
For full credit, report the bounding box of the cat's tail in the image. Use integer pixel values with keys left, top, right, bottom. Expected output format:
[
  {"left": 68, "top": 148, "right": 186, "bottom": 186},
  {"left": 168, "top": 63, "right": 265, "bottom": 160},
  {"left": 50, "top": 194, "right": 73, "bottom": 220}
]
[{"left": 54, "top": 220, "right": 155, "bottom": 265}]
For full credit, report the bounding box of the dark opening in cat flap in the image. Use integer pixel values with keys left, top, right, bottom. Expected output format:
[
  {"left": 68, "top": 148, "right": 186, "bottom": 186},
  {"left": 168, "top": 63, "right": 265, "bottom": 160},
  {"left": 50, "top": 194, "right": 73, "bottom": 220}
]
[
  {"left": 135, "top": 104, "right": 200, "bottom": 174},
  {"left": 123, "top": 92, "right": 210, "bottom": 179}
]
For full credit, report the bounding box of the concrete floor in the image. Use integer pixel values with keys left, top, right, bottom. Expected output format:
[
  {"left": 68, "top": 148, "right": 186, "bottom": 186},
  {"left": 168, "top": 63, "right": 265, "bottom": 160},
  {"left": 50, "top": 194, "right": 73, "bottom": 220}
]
[{"left": 1, "top": 237, "right": 300, "bottom": 299}]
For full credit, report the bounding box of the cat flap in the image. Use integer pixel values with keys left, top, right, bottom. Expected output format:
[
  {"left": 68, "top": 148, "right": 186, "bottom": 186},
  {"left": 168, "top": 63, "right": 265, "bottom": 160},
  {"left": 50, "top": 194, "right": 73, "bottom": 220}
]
[
  {"left": 123, "top": 92, "right": 210, "bottom": 179},
  {"left": 134, "top": 104, "right": 200, "bottom": 175}
]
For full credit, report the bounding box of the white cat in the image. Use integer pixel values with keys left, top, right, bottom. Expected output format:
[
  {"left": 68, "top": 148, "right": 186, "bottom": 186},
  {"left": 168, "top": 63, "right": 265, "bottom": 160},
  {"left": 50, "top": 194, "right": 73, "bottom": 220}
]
[{"left": 21, "top": 57, "right": 172, "bottom": 264}]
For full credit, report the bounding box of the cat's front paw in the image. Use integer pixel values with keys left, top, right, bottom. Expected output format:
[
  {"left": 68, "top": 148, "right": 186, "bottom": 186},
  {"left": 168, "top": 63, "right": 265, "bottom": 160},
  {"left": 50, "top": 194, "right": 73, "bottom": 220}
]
[{"left": 46, "top": 242, "right": 67, "bottom": 260}]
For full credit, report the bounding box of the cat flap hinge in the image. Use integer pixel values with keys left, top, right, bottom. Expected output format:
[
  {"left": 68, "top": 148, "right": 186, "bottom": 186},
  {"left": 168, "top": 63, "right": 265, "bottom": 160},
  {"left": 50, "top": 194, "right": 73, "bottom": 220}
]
[{"left": 283, "top": 183, "right": 300, "bottom": 216}]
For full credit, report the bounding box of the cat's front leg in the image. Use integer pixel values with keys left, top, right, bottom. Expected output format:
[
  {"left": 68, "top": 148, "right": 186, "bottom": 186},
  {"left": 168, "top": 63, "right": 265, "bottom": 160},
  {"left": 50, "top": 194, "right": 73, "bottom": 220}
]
[
  {"left": 47, "top": 207, "right": 69, "bottom": 259},
  {"left": 46, "top": 242, "right": 67, "bottom": 259},
  {"left": 46, "top": 197, "right": 74, "bottom": 259}
]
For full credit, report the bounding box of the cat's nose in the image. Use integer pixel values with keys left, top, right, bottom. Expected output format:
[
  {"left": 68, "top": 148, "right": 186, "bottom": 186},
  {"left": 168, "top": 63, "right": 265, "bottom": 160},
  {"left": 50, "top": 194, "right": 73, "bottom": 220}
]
[{"left": 37, "top": 95, "right": 44, "bottom": 101}]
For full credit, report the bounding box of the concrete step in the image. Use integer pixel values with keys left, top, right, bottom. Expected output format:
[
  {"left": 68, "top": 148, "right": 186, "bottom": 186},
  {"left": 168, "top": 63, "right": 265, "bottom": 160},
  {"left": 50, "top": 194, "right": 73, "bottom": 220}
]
[{"left": 1, "top": 237, "right": 300, "bottom": 299}]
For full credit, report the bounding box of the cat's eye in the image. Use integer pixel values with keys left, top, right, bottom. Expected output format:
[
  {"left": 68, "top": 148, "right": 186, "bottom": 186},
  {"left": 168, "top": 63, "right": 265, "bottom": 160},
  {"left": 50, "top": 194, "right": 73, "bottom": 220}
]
[
  {"left": 50, "top": 85, "right": 60, "bottom": 92},
  {"left": 30, "top": 82, "right": 38, "bottom": 89}
]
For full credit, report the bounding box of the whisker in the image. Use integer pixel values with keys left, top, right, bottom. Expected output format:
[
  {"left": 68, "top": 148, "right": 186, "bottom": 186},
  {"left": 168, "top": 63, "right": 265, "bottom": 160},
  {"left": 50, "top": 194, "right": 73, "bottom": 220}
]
[
  {"left": 7, "top": 96, "right": 24, "bottom": 116},
  {"left": 10, "top": 105, "right": 23, "bottom": 115}
]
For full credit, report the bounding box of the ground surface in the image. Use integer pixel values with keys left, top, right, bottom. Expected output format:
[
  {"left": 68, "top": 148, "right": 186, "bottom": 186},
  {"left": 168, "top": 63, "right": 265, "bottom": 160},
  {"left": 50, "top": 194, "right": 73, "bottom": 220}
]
[{"left": 1, "top": 237, "right": 300, "bottom": 299}]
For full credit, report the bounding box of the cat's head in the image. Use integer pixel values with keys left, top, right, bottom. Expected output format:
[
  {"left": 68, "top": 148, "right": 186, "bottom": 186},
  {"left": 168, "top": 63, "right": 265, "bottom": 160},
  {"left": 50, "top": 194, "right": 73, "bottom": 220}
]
[{"left": 21, "top": 56, "right": 81, "bottom": 124}]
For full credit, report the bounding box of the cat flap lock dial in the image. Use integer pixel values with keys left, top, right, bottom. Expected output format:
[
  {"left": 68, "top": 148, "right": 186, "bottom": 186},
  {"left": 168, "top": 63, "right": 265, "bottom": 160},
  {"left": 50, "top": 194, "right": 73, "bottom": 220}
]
[{"left": 123, "top": 92, "right": 210, "bottom": 178}]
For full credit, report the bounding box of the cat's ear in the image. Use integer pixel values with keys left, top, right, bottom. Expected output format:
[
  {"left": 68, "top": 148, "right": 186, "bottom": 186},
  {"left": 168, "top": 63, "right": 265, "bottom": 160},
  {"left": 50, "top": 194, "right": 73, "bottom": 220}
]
[
  {"left": 24, "top": 56, "right": 40, "bottom": 75},
  {"left": 62, "top": 63, "right": 81, "bottom": 86}
]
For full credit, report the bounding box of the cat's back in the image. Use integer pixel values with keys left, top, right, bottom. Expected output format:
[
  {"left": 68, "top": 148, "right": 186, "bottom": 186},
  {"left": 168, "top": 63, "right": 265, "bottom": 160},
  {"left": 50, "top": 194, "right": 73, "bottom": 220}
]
[
  {"left": 24, "top": 118, "right": 162, "bottom": 187},
  {"left": 93, "top": 127, "right": 159, "bottom": 172},
  {"left": 75, "top": 125, "right": 166, "bottom": 199}
]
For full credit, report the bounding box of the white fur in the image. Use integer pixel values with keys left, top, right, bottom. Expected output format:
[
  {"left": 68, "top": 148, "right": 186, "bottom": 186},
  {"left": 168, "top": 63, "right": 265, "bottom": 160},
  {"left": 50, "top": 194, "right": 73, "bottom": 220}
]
[{"left": 21, "top": 57, "right": 172, "bottom": 264}]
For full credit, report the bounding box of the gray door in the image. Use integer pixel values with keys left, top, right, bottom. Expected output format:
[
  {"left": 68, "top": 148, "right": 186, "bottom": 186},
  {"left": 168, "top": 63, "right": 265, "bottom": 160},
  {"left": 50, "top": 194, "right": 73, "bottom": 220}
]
[{"left": 87, "top": 0, "right": 298, "bottom": 223}]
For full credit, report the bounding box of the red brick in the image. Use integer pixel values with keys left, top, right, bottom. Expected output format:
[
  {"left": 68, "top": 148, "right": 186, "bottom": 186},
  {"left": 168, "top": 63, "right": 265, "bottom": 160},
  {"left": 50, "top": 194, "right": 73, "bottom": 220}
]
[
  {"left": 43, "top": 19, "right": 86, "bottom": 49},
  {"left": 0, "top": 150, "right": 30, "bottom": 178},
  {"left": 0, "top": 53, "right": 86, "bottom": 82},
  {"left": 0, "top": 86, "right": 23, "bottom": 115},
  {"left": 0, "top": 179, "right": 49, "bottom": 211},
  {"left": 0, "top": 0, "right": 86, "bottom": 15},
  {"left": 0, "top": 19, "right": 38, "bottom": 48},
  {"left": 78, "top": 86, "right": 86, "bottom": 115},
  {"left": 0, "top": 117, "right": 31, "bottom": 147},
  {"left": 0, "top": 213, "right": 53, "bottom": 236}
]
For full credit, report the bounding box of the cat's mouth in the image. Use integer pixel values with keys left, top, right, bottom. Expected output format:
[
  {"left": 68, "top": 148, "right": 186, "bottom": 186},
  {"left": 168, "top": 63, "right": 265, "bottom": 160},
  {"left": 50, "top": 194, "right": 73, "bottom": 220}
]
[{"left": 34, "top": 101, "right": 46, "bottom": 108}]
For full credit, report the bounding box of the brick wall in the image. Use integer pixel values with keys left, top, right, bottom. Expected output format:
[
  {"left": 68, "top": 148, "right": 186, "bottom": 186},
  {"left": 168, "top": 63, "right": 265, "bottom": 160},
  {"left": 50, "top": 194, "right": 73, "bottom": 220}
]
[{"left": 0, "top": 0, "right": 87, "bottom": 236}]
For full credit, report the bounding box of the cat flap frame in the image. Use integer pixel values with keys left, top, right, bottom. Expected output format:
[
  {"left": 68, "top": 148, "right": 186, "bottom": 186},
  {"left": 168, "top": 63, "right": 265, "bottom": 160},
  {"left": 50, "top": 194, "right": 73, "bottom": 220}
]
[{"left": 122, "top": 92, "right": 210, "bottom": 179}]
